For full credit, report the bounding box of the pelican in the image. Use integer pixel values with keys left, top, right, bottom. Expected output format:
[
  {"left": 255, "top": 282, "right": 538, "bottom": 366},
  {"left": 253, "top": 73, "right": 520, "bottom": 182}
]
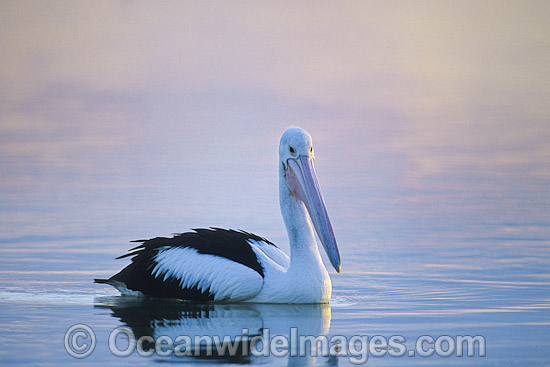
[{"left": 95, "top": 127, "right": 341, "bottom": 303}]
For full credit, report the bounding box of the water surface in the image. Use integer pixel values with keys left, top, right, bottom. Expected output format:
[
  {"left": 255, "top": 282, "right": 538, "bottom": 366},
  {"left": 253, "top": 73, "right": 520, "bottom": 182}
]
[{"left": 1, "top": 2, "right": 549, "bottom": 366}]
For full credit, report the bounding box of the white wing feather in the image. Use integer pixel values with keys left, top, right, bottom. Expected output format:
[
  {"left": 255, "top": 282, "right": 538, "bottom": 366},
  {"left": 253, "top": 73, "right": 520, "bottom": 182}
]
[{"left": 152, "top": 246, "right": 264, "bottom": 301}]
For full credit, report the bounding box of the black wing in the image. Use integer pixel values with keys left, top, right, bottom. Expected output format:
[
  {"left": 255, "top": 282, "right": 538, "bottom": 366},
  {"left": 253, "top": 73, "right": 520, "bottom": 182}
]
[{"left": 95, "top": 228, "right": 277, "bottom": 301}]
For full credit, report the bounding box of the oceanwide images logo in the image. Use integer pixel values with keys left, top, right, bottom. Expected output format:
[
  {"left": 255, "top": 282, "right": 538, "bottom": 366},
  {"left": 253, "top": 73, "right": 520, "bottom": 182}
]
[{"left": 64, "top": 324, "right": 486, "bottom": 364}]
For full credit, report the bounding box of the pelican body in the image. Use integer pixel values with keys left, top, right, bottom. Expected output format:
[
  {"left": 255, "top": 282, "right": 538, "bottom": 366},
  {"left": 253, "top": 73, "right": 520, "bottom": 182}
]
[{"left": 95, "top": 127, "right": 341, "bottom": 303}]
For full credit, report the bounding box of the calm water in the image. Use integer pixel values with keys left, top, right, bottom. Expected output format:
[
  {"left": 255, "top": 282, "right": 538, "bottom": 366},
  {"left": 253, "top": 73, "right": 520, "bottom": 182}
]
[
  {"left": 1, "top": 131, "right": 548, "bottom": 366},
  {"left": 1, "top": 2, "right": 549, "bottom": 366}
]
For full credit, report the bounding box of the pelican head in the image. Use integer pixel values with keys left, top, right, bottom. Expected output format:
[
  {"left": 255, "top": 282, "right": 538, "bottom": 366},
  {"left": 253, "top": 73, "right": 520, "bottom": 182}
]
[{"left": 279, "top": 127, "right": 341, "bottom": 273}]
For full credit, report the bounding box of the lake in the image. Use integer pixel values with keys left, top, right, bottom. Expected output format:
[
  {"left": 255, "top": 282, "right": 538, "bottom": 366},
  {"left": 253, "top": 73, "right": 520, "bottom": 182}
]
[{"left": 1, "top": 2, "right": 549, "bottom": 366}]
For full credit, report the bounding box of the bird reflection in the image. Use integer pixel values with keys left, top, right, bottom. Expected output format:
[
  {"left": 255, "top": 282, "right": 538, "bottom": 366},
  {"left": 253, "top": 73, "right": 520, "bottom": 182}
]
[{"left": 95, "top": 296, "right": 338, "bottom": 366}]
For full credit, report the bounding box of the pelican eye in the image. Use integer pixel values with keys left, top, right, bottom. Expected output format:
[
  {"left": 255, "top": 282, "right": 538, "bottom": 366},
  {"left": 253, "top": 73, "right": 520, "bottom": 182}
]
[
  {"left": 289, "top": 146, "right": 296, "bottom": 155},
  {"left": 310, "top": 146, "right": 313, "bottom": 153}
]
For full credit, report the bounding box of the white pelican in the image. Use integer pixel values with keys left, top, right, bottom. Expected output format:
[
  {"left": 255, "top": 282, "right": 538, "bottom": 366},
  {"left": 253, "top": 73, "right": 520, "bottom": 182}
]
[{"left": 95, "top": 127, "right": 341, "bottom": 303}]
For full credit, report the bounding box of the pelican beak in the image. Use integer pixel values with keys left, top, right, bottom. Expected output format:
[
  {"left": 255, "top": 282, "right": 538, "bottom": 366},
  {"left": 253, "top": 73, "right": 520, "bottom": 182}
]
[{"left": 285, "top": 156, "right": 341, "bottom": 273}]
